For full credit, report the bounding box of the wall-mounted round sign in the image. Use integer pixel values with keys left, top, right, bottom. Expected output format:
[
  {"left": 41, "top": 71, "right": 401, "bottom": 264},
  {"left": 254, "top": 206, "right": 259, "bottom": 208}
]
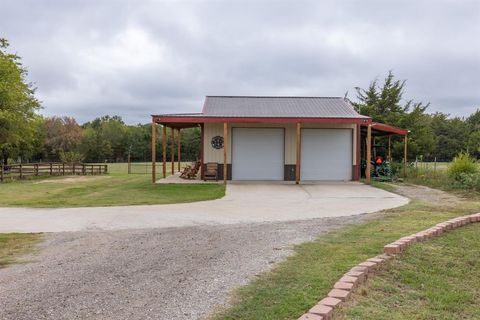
[{"left": 211, "top": 136, "right": 224, "bottom": 149}]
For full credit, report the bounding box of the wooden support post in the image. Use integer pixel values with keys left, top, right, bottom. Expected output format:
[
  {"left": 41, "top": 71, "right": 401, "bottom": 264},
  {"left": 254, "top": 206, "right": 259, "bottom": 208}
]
[
  {"left": 366, "top": 124, "right": 372, "bottom": 184},
  {"left": 200, "top": 124, "right": 204, "bottom": 180},
  {"left": 388, "top": 135, "right": 392, "bottom": 162},
  {"left": 404, "top": 134, "right": 408, "bottom": 178},
  {"left": 62, "top": 163, "right": 65, "bottom": 175},
  {"left": 0, "top": 164, "right": 3, "bottom": 182},
  {"left": 295, "top": 122, "right": 301, "bottom": 184},
  {"left": 171, "top": 127, "right": 175, "bottom": 175},
  {"left": 355, "top": 124, "right": 361, "bottom": 180},
  {"left": 127, "top": 154, "right": 131, "bottom": 174},
  {"left": 19, "top": 164, "right": 23, "bottom": 179},
  {"left": 73, "top": 163, "right": 75, "bottom": 175},
  {"left": 151, "top": 120, "right": 156, "bottom": 183},
  {"left": 35, "top": 164, "right": 39, "bottom": 176},
  {"left": 177, "top": 129, "right": 181, "bottom": 172},
  {"left": 223, "top": 122, "right": 228, "bottom": 184},
  {"left": 49, "top": 163, "right": 53, "bottom": 175},
  {"left": 162, "top": 125, "right": 167, "bottom": 178}
]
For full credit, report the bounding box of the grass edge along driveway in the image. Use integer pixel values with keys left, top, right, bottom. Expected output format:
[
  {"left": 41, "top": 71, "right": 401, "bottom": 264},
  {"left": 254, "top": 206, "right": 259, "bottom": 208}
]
[
  {"left": 334, "top": 222, "right": 480, "bottom": 319},
  {"left": 0, "top": 174, "right": 225, "bottom": 208},
  {"left": 209, "top": 184, "right": 479, "bottom": 320}
]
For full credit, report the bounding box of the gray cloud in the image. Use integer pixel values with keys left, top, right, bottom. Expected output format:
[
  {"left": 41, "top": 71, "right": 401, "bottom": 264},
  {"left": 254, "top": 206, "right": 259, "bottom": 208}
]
[{"left": 1, "top": 0, "right": 479, "bottom": 124}]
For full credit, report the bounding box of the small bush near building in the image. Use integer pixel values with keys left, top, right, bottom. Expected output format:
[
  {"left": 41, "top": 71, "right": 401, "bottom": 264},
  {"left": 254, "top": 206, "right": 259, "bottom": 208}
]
[
  {"left": 454, "top": 172, "right": 480, "bottom": 191},
  {"left": 447, "top": 152, "right": 478, "bottom": 181},
  {"left": 406, "top": 152, "right": 480, "bottom": 193}
]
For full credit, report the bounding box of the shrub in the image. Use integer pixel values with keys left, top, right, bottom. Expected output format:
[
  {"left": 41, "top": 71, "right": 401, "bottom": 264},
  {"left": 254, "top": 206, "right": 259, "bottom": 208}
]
[
  {"left": 59, "top": 150, "right": 84, "bottom": 163},
  {"left": 447, "top": 152, "right": 478, "bottom": 181},
  {"left": 454, "top": 172, "right": 480, "bottom": 191}
]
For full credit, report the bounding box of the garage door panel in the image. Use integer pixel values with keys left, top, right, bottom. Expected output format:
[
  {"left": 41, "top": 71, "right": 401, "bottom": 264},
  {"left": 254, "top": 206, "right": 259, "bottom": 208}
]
[
  {"left": 301, "top": 129, "right": 352, "bottom": 181},
  {"left": 232, "top": 128, "right": 284, "bottom": 180}
]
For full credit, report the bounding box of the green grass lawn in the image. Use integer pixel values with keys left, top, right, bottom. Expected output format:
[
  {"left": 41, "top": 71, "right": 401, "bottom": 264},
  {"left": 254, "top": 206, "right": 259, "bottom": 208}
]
[
  {"left": 335, "top": 223, "right": 480, "bottom": 320},
  {"left": 0, "top": 173, "right": 225, "bottom": 207},
  {"left": 210, "top": 187, "right": 479, "bottom": 320},
  {"left": 0, "top": 233, "right": 42, "bottom": 268}
]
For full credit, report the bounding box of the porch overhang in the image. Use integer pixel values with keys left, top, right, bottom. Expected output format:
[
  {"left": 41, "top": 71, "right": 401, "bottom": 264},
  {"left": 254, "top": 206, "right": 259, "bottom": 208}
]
[
  {"left": 152, "top": 115, "right": 372, "bottom": 125},
  {"left": 361, "top": 122, "right": 408, "bottom": 137}
]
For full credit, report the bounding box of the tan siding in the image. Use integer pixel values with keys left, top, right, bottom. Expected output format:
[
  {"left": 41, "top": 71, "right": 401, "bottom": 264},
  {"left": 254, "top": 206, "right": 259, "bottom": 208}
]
[
  {"left": 204, "top": 122, "right": 357, "bottom": 166},
  {"left": 204, "top": 123, "right": 224, "bottom": 163}
]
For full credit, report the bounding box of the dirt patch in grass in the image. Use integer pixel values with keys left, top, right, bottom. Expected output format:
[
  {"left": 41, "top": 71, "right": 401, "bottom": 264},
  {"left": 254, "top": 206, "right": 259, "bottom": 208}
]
[
  {"left": 387, "top": 183, "right": 462, "bottom": 206},
  {"left": 0, "top": 233, "right": 42, "bottom": 268},
  {"left": 33, "top": 176, "right": 111, "bottom": 184}
]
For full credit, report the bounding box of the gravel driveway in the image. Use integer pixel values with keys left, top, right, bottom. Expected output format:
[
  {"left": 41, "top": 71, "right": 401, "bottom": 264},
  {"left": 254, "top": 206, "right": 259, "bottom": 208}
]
[{"left": 0, "top": 216, "right": 369, "bottom": 320}]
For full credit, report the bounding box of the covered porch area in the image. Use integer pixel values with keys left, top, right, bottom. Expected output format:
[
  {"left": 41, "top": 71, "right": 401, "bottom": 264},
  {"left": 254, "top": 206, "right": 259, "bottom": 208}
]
[
  {"left": 360, "top": 122, "right": 409, "bottom": 183},
  {"left": 150, "top": 116, "right": 205, "bottom": 183}
]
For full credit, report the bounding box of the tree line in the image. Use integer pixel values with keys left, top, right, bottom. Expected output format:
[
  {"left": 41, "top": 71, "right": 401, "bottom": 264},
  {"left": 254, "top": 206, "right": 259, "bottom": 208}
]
[
  {"left": 353, "top": 71, "right": 480, "bottom": 162},
  {"left": 1, "top": 38, "right": 479, "bottom": 165},
  {"left": 3, "top": 115, "right": 200, "bottom": 164}
]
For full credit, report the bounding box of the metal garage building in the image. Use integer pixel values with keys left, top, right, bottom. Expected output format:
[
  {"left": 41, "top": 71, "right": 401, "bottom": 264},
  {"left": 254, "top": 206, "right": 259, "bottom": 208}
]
[{"left": 152, "top": 96, "right": 408, "bottom": 183}]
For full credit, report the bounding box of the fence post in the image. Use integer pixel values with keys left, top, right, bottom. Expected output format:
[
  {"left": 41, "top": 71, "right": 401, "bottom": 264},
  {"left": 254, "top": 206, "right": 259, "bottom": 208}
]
[
  {"left": 415, "top": 156, "right": 418, "bottom": 178},
  {"left": 82, "top": 164, "right": 86, "bottom": 175},
  {"left": 91, "top": 165, "right": 94, "bottom": 175},
  {"left": 434, "top": 157, "right": 437, "bottom": 179},
  {"left": 104, "top": 164, "right": 108, "bottom": 174},
  {"left": 49, "top": 163, "right": 53, "bottom": 175},
  {"left": 1, "top": 164, "right": 3, "bottom": 183},
  {"left": 19, "top": 164, "right": 23, "bottom": 179},
  {"left": 73, "top": 163, "right": 76, "bottom": 175},
  {"left": 128, "top": 154, "right": 131, "bottom": 174},
  {"left": 62, "top": 163, "right": 65, "bottom": 175}
]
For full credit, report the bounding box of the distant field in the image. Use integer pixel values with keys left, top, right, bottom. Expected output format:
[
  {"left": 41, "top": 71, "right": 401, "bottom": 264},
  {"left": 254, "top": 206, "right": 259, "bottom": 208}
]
[
  {"left": 95, "top": 162, "right": 191, "bottom": 174},
  {"left": 412, "top": 162, "right": 449, "bottom": 170}
]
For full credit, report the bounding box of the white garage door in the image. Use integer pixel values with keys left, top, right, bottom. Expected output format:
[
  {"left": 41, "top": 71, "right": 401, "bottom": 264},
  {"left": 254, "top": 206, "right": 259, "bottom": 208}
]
[
  {"left": 232, "top": 128, "right": 284, "bottom": 180},
  {"left": 301, "top": 129, "right": 352, "bottom": 181}
]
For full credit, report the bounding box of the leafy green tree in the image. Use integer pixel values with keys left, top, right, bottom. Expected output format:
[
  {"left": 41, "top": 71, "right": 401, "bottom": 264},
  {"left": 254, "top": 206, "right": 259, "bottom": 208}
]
[
  {"left": 467, "top": 109, "right": 480, "bottom": 158},
  {"left": 354, "top": 71, "right": 407, "bottom": 125},
  {"left": 0, "top": 38, "right": 41, "bottom": 164},
  {"left": 354, "top": 71, "right": 433, "bottom": 161},
  {"left": 44, "top": 116, "right": 83, "bottom": 160}
]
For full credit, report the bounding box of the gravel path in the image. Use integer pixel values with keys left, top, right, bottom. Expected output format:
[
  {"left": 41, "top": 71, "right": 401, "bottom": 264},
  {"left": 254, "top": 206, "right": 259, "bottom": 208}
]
[{"left": 0, "top": 216, "right": 369, "bottom": 320}]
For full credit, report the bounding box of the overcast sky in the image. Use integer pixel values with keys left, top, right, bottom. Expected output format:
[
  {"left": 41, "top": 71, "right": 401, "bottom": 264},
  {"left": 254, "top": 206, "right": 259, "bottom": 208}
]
[{"left": 1, "top": 0, "right": 479, "bottom": 124}]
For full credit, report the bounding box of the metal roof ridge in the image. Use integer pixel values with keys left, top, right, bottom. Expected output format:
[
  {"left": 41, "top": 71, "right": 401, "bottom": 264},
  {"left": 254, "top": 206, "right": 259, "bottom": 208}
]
[{"left": 205, "top": 95, "right": 344, "bottom": 99}]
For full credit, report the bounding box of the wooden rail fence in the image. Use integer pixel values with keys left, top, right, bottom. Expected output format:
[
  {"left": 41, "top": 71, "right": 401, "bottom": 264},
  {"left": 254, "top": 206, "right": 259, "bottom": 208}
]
[{"left": 0, "top": 163, "right": 108, "bottom": 182}]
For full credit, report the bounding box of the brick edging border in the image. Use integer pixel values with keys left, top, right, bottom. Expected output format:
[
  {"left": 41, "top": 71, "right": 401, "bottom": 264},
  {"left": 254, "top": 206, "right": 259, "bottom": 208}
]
[{"left": 297, "top": 212, "right": 480, "bottom": 320}]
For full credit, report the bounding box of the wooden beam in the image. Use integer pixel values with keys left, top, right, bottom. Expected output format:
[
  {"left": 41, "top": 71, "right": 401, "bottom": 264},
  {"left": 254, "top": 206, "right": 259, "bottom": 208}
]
[
  {"left": 404, "top": 135, "right": 408, "bottom": 178},
  {"left": 388, "top": 135, "right": 392, "bottom": 162},
  {"left": 295, "top": 122, "right": 301, "bottom": 184},
  {"left": 151, "top": 120, "right": 156, "bottom": 183},
  {"left": 177, "top": 129, "right": 181, "bottom": 172},
  {"left": 200, "top": 124, "right": 204, "bottom": 180},
  {"left": 171, "top": 127, "right": 175, "bottom": 175},
  {"left": 366, "top": 124, "right": 372, "bottom": 184},
  {"left": 356, "top": 124, "right": 361, "bottom": 180},
  {"left": 162, "top": 125, "right": 167, "bottom": 178},
  {"left": 223, "top": 122, "right": 228, "bottom": 184}
]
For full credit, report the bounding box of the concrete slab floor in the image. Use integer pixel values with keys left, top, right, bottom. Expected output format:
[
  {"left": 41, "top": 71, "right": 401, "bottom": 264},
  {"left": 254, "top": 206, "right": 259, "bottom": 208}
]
[{"left": 0, "top": 183, "right": 409, "bottom": 233}]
